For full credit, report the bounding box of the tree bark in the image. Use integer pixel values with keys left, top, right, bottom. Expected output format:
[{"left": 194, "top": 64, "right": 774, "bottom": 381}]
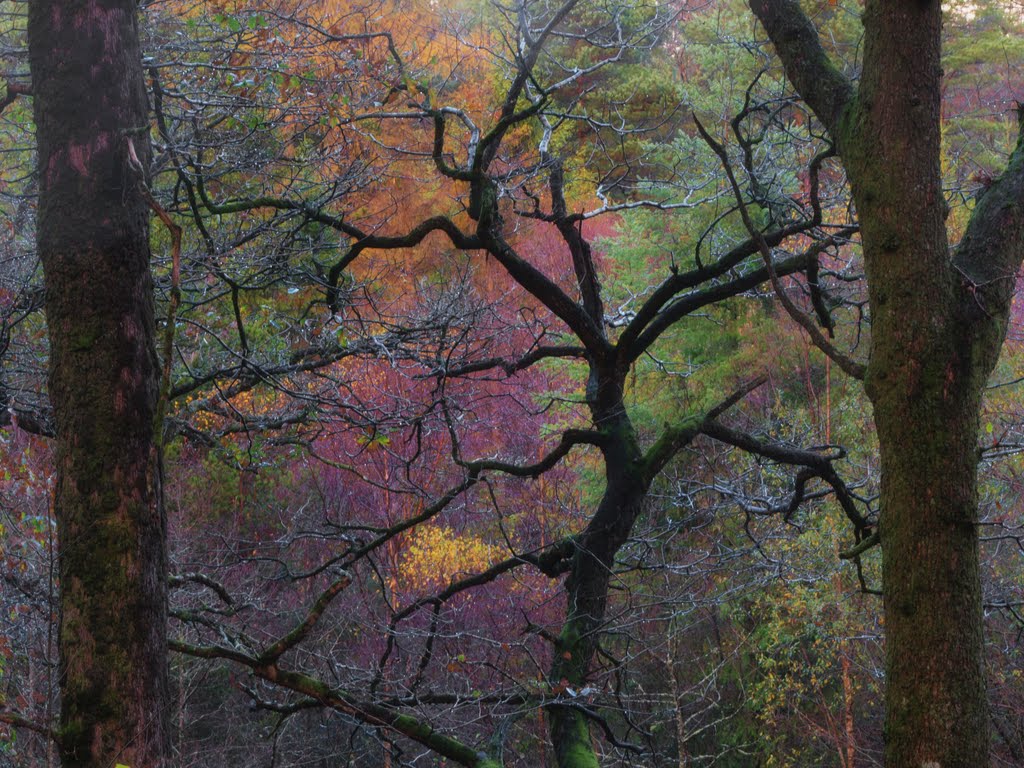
[
  {"left": 28, "top": 2, "right": 170, "bottom": 766},
  {"left": 547, "top": 411, "right": 648, "bottom": 768},
  {"left": 750, "top": 0, "right": 1024, "bottom": 765}
]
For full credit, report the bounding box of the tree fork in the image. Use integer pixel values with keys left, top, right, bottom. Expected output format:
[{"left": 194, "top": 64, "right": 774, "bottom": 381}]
[{"left": 751, "top": 0, "right": 1024, "bottom": 764}]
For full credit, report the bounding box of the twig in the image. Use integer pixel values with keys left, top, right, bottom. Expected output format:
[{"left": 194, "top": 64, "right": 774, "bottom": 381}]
[{"left": 127, "top": 136, "right": 183, "bottom": 443}]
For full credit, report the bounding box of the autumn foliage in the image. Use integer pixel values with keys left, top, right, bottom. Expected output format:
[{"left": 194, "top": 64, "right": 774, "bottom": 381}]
[{"left": 1, "top": 0, "right": 1024, "bottom": 766}]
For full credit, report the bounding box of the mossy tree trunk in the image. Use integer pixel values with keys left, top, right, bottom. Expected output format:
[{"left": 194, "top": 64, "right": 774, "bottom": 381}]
[
  {"left": 547, "top": 403, "right": 648, "bottom": 768},
  {"left": 28, "top": 2, "right": 170, "bottom": 766},
  {"left": 750, "top": 0, "right": 1024, "bottom": 765}
]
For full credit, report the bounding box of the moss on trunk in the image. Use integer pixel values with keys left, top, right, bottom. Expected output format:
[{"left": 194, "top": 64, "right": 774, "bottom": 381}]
[{"left": 750, "top": 0, "right": 1024, "bottom": 763}]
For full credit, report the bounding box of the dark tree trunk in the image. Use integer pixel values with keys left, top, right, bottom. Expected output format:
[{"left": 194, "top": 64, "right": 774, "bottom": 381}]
[
  {"left": 547, "top": 410, "right": 648, "bottom": 768},
  {"left": 750, "top": 0, "right": 1024, "bottom": 765},
  {"left": 28, "top": 2, "right": 170, "bottom": 766}
]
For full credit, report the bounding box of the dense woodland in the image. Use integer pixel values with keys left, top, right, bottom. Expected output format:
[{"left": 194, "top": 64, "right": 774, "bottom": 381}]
[{"left": 0, "top": 0, "right": 1023, "bottom": 766}]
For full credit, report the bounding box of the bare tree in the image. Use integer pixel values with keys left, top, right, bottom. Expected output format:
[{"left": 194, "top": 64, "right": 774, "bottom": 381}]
[{"left": 146, "top": 2, "right": 871, "bottom": 766}]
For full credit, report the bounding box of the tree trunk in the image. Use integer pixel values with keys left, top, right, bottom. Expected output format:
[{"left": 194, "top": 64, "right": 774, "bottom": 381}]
[
  {"left": 28, "top": 2, "right": 170, "bottom": 766},
  {"left": 848, "top": 4, "right": 989, "bottom": 764},
  {"left": 547, "top": 411, "right": 648, "bottom": 768},
  {"left": 749, "top": 0, "right": 1024, "bottom": 765}
]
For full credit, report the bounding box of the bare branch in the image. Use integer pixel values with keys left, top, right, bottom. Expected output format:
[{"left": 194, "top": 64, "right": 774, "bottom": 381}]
[{"left": 694, "top": 115, "right": 866, "bottom": 380}]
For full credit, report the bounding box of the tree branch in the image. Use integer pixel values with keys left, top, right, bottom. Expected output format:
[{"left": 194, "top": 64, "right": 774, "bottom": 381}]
[
  {"left": 952, "top": 111, "right": 1024, "bottom": 364},
  {"left": 464, "top": 428, "right": 606, "bottom": 478},
  {"left": 437, "top": 345, "right": 586, "bottom": 379},
  {"left": 701, "top": 419, "right": 870, "bottom": 532},
  {"left": 0, "top": 81, "right": 30, "bottom": 115},
  {"left": 694, "top": 115, "right": 866, "bottom": 380},
  {"left": 642, "top": 376, "right": 767, "bottom": 484},
  {"left": 747, "top": 0, "right": 855, "bottom": 137},
  {"left": 258, "top": 572, "right": 352, "bottom": 664},
  {"left": 0, "top": 708, "right": 58, "bottom": 744},
  {"left": 168, "top": 642, "right": 501, "bottom": 768}
]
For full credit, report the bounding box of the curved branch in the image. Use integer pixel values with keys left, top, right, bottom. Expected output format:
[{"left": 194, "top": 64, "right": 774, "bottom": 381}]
[
  {"left": 0, "top": 81, "right": 30, "bottom": 114},
  {"left": 701, "top": 419, "right": 870, "bottom": 532},
  {"left": 0, "top": 406, "right": 54, "bottom": 438},
  {"left": 642, "top": 376, "right": 768, "bottom": 484},
  {"left": 627, "top": 247, "right": 829, "bottom": 361},
  {"left": 327, "top": 215, "right": 481, "bottom": 311},
  {"left": 391, "top": 536, "right": 577, "bottom": 627},
  {"left": 192, "top": 172, "right": 481, "bottom": 312},
  {"left": 481, "top": 230, "right": 610, "bottom": 355},
  {"left": 464, "top": 428, "right": 606, "bottom": 478},
  {"left": 839, "top": 531, "right": 880, "bottom": 560},
  {"left": 438, "top": 344, "right": 585, "bottom": 378},
  {"left": 169, "top": 572, "right": 236, "bottom": 607},
  {"left": 259, "top": 572, "right": 352, "bottom": 664}
]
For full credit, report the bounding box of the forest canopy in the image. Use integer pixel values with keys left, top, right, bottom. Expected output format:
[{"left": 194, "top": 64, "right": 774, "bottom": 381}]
[{"left": 0, "top": 0, "right": 1023, "bottom": 766}]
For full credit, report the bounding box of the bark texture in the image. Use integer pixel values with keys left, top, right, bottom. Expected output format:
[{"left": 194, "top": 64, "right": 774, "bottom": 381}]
[
  {"left": 547, "top": 408, "right": 648, "bottom": 768},
  {"left": 750, "top": 0, "right": 1024, "bottom": 765},
  {"left": 28, "top": 1, "right": 170, "bottom": 766}
]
